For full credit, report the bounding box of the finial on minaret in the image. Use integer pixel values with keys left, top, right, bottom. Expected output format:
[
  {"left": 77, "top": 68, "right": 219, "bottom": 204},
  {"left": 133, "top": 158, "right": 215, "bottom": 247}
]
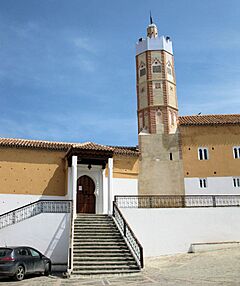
[
  {"left": 150, "top": 11, "right": 153, "bottom": 24},
  {"left": 147, "top": 13, "right": 158, "bottom": 38}
]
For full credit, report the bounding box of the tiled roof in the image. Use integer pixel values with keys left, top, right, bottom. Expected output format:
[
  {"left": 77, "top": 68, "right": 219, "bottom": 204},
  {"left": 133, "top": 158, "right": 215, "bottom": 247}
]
[
  {"left": 0, "top": 137, "right": 72, "bottom": 151},
  {"left": 0, "top": 137, "right": 139, "bottom": 156},
  {"left": 179, "top": 114, "right": 240, "bottom": 126}
]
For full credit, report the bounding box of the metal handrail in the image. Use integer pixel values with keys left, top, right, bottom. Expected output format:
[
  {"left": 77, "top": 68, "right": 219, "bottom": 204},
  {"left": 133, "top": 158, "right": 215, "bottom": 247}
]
[
  {"left": 113, "top": 201, "right": 143, "bottom": 268},
  {"left": 0, "top": 200, "right": 72, "bottom": 230},
  {"left": 114, "top": 195, "right": 240, "bottom": 208}
]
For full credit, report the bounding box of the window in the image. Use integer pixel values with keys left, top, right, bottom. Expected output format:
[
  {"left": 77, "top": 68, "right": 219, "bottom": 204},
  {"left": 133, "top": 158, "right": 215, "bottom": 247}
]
[
  {"left": 167, "top": 68, "right": 172, "bottom": 75},
  {"left": 233, "top": 177, "right": 240, "bottom": 187},
  {"left": 140, "top": 68, "right": 146, "bottom": 77},
  {"left": 155, "top": 82, "right": 161, "bottom": 89},
  {"left": 17, "top": 248, "right": 31, "bottom": 256},
  {"left": 29, "top": 248, "right": 41, "bottom": 258},
  {"left": 233, "top": 146, "right": 240, "bottom": 159},
  {"left": 166, "top": 61, "right": 172, "bottom": 75},
  {"left": 199, "top": 178, "right": 207, "bottom": 188},
  {"left": 153, "top": 65, "right": 161, "bottom": 73},
  {"left": 198, "top": 147, "right": 209, "bottom": 160}
]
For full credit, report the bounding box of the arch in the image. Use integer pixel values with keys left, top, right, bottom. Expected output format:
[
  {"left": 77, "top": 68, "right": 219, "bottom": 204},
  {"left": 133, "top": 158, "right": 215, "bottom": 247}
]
[{"left": 76, "top": 175, "right": 96, "bottom": 213}]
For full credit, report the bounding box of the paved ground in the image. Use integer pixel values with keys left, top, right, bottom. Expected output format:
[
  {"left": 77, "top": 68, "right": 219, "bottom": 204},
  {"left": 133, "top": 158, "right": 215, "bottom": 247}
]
[{"left": 0, "top": 247, "right": 240, "bottom": 285}]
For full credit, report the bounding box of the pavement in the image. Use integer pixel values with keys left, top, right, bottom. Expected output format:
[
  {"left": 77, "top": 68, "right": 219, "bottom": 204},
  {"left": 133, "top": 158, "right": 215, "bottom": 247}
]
[{"left": 0, "top": 247, "right": 240, "bottom": 285}]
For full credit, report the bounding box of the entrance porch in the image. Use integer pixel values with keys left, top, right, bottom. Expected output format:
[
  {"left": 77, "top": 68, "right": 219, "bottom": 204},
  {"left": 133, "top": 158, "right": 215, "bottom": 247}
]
[{"left": 66, "top": 145, "right": 113, "bottom": 216}]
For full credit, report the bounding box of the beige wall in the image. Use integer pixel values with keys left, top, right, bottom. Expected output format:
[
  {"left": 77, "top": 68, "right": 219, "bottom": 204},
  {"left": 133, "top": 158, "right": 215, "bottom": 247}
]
[
  {"left": 105, "top": 155, "right": 139, "bottom": 179},
  {"left": 180, "top": 125, "right": 240, "bottom": 178},
  {"left": 138, "top": 133, "right": 185, "bottom": 195},
  {"left": 0, "top": 147, "right": 67, "bottom": 196}
]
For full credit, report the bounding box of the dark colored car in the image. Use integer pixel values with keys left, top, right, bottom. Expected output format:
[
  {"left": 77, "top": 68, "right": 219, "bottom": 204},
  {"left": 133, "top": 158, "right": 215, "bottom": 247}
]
[{"left": 0, "top": 246, "right": 51, "bottom": 281}]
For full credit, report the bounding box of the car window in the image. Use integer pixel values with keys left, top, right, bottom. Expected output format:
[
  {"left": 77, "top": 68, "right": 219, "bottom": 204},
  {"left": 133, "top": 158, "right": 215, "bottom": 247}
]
[
  {"left": 0, "top": 248, "right": 12, "bottom": 257},
  {"left": 29, "top": 248, "right": 40, "bottom": 258},
  {"left": 17, "top": 248, "right": 31, "bottom": 256}
]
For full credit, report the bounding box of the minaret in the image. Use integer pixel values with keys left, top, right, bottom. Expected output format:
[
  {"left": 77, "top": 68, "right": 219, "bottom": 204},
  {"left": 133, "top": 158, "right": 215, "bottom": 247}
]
[{"left": 136, "top": 17, "right": 184, "bottom": 195}]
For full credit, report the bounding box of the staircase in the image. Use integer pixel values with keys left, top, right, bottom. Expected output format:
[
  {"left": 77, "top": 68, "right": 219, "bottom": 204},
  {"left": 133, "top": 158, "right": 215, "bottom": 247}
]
[{"left": 72, "top": 214, "right": 141, "bottom": 276}]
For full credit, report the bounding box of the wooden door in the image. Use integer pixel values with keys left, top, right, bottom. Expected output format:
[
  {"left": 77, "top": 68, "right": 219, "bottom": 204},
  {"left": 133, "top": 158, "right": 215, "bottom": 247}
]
[{"left": 77, "top": 175, "right": 96, "bottom": 213}]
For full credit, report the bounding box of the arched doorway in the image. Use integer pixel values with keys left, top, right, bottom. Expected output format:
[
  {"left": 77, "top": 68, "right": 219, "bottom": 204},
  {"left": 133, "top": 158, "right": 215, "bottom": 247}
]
[{"left": 76, "top": 175, "right": 96, "bottom": 213}]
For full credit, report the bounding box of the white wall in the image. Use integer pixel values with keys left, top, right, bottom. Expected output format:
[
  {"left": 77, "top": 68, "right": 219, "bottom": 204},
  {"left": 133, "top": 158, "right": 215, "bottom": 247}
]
[
  {"left": 0, "top": 194, "right": 68, "bottom": 215},
  {"left": 112, "top": 178, "right": 138, "bottom": 199},
  {"left": 185, "top": 177, "right": 240, "bottom": 195},
  {"left": 121, "top": 207, "right": 240, "bottom": 257},
  {"left": 0, "top": 213, "right": 71, "bottom": 269},
  {"left": 102, "top": 177, "right": 138, "bottom": 214}
]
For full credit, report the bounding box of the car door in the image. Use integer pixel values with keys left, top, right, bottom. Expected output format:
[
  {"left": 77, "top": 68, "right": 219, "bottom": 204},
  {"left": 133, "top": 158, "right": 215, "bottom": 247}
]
[
  {"left": 16, "top": 247, "right": 34, "bottom": 274},
  {"left": 28, "top": 248, "right": 44, "bottom": 273}
]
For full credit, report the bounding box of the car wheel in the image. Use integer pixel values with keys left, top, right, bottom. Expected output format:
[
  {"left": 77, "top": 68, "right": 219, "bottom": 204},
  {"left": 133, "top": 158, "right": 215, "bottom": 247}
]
[
  {"left": 44, "top": 263, "right": 50, "bottom": 276},
  {"left": 14, "top": 265, "right": 25, "bottom": 281}
]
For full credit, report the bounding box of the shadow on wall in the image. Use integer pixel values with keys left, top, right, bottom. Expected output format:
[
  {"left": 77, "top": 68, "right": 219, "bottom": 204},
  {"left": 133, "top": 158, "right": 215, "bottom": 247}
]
[
  {"left": 44, "top": 214, "right": 70, "bottom": 263},
  {"left": 0, "top": 213, "right": 71, "bottom": 265}
]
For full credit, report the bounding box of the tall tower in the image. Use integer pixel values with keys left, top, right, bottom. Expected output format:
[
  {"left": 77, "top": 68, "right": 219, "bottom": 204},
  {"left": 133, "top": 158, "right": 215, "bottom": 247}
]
[{"left": 136, "top": 18, "right": 184, "bottom": 195}]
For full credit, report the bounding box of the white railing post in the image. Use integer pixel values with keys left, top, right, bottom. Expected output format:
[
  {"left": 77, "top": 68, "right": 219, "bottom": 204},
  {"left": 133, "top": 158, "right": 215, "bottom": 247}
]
[
  {"left": 72, "top": 156, "right": 78, "bottom": 219},
  {"left": 108, "top": 158, "right": 113, "bottom": 215}
]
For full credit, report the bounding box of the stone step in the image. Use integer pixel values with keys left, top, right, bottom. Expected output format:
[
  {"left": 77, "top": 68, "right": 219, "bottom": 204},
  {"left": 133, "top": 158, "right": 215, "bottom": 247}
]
[
  {"left": 73, "top": 239, "right": 125, "bottom": 244},
  {"left": 74, "top": 221, "right": 115, "bottom": 225},
  {"left": 73, "top": 249, "right": 131, "bottom": 255},
  {"left": 73, "top": 260, "right": 137, "bottom": 266},
  {"left": 74, "top": 224, "right": 116, "bottom": 228},
  {"left": 74, "top": 237, "right": 123, "bottom": 241},
  {"left": 74, "top": 226, "right": 117, "bottom": 231},
  {"left": 73, "top": 256, "right": 136, "bottom": 262},
  {"left": 73, "top": 251, "right": 133, "bottom": 256},
  {"left": 73, "top": 265, "right": 139, "bottom": 271},
  {"left": 73, "top": 242, "right": 126, "bottom": 247},
  {"left": 73, "top": 245, "right": 128, "bottom": 250},
  {"left": 71, "top": 269, "right": 140, "bottom": 276},
  {"left": 74, "top": 230, "right": 120, "bottom": 234}
]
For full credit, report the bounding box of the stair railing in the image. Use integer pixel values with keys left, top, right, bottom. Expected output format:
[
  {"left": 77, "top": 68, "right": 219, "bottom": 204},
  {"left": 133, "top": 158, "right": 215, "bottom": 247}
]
[
  {"left": 113, "top": 201, "right": 144, "bottom": 268},
  {"left": 0, "top": 200, "right": 72, "bottom": 230}
]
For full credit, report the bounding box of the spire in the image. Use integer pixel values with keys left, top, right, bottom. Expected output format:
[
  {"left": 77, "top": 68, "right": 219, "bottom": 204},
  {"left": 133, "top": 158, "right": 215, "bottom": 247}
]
[{"left": 150, "top": 11, "right": 153, "bottom": 24}]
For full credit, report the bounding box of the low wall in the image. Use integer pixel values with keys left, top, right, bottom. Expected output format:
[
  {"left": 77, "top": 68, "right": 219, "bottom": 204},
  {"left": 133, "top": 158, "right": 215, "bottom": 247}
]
[
  {"left": 0, "top": 194, "right": 68, "bottom": 215},
  {"left": 0, "top": 213, "right": 71, "bottom": 270},
  {"left": 121, "top": 207, "right": 240, "bottom": 257}
]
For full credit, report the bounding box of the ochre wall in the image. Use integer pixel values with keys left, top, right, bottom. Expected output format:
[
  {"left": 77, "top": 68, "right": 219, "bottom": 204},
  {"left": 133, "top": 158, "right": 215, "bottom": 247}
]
[
  {"left": 0, "top": 147, "right": 67, "bottom": 196},
  {"left": 180, "top": 125, "right": 240, "bottom": 178},
  {"left": 105, "top": 155, "right": 139, "bottom": 179}
]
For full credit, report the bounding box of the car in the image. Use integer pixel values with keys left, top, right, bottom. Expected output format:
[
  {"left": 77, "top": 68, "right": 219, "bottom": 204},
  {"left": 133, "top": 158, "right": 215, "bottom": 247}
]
[{"left": 0, "top": 246, "right": 51, "bottom": 281}]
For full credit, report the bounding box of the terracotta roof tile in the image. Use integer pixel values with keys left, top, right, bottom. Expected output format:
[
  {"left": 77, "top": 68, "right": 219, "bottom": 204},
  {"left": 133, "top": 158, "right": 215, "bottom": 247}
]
[
  {"left": 0, "top": 137, "right": 72, "bottom": 150},
  {"left": 179, "top": 114, "right": 240, "bottom": 126},
  {"left": 0, "top": 137, "right": 139, "bottom": 156}
]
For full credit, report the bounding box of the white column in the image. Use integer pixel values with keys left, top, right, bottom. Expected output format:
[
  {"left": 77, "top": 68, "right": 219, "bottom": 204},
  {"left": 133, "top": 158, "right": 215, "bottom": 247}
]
[
  {"left": 108, "top": 158, "right": 113, "bottom": 215},
  {"left": 72, "top": 156, "right": 78, "bottom": 219}
]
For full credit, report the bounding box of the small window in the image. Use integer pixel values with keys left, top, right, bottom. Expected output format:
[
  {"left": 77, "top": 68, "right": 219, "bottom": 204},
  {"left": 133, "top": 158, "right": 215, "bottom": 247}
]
[
  {"left": 29, "top": 248, "right": 41, "bottom": 258},
  {"left": 167, "top": 67, "right": 172, "bottom": 75},
  {"left": 155, "top": 82, "right": 161, "bottom": 89},
  {"left": 17, "top": 248, "right": 31, "bottom": 256},
  {"left": 198, "top": 147, "right": 209, "bottom": 160},
  {"left": 140, "top": 68, "right": 146, "bottom": 77},
  {"left": 153, "top": 65, "right": 161, "bottom": 73},
  {"left": 233, "top": 177, "right": 240, "bottom": 187},
  {"left": 233, "top": 147, "right": 240, "bottom": 159},
  {"left": 199, "top": 178, "right": 207, "bottom": 188}
]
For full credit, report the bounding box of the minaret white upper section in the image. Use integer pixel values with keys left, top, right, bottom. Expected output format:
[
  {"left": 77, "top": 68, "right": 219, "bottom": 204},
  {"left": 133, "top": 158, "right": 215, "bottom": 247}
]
[{"left": 136, "top": 22, "right": 173, "bottom": 55}]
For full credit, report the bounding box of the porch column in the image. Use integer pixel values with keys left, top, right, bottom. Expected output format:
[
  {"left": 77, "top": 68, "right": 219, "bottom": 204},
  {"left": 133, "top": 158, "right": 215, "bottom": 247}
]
[
  {"left": 72, "top": 156, "right": 78, "bottom": 219},
  {"left": 108, "top": 158, "right": 113, "bottom": 215}
]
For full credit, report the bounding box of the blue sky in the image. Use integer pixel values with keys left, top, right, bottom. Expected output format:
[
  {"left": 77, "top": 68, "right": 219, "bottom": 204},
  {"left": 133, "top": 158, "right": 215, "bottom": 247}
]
[{"left": 0, "top": 0, "right": 240, "bottom": 146}]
